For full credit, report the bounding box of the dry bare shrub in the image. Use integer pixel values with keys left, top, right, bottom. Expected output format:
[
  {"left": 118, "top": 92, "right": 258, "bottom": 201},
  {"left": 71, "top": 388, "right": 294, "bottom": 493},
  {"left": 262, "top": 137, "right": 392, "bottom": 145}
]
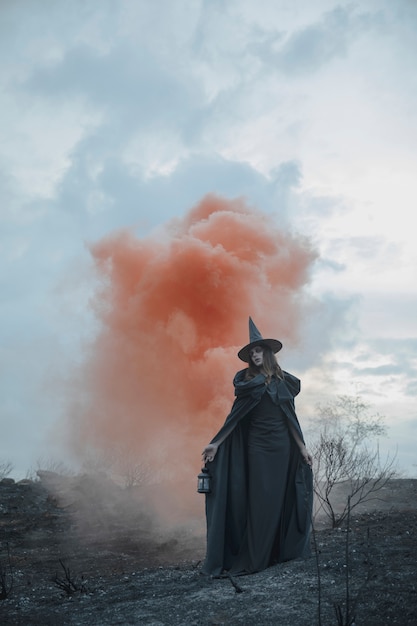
[
  {"left": 25, "top": 458, "right": 75, "bottom": 482},
  {"left": 52, "top": 560, "right": 87, "bottom": 596},
  {"left": 310, "top": 394, "right": 397, "bottom": 528},
  {"left": 0, "top": 460, "right": 13, "bottom": 481},
  {"left": 81, "top": 446, "right": 153, "bottom": 488}
]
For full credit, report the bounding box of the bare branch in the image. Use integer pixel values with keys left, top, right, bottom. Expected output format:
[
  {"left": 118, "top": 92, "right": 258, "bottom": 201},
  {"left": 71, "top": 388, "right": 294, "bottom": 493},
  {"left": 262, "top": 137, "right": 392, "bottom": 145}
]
[
  {"left": 0, "top": 461, "right": 13, "bottom": 481},
  {"left": 0, "top": 543, "right": 13, "bottom": 601},
  {"left": 310, "top": 394, "right": 398, "bottom": 528},
  {"left": 52, "top": 560, "right": 87, "bottom": 596}
]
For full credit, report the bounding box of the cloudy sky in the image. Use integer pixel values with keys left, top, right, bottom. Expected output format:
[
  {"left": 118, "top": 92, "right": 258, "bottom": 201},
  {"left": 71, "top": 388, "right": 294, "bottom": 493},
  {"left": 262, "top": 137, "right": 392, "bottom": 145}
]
[{"left": 1, "top": 0, "right": 416, "bottom": 478}]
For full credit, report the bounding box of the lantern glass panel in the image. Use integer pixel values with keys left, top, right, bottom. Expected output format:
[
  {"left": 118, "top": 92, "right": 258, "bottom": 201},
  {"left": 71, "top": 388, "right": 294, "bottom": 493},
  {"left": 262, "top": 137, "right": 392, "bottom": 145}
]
[{"left": 197, "top": 468, "right": 211, "bottom": 493}]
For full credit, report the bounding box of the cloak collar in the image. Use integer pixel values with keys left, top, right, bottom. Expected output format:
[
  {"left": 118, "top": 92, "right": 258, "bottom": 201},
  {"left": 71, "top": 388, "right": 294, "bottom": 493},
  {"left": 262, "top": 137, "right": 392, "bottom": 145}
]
[{"left": 233, "top": 368, "right": 300, "bottom": 403}]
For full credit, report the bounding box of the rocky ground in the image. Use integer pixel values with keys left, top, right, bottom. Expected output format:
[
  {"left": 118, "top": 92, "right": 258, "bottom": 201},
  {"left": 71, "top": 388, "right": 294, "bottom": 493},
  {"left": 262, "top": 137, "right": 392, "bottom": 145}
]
[{"left": 0, "top": 474, "right": 416, "bottom": 625}]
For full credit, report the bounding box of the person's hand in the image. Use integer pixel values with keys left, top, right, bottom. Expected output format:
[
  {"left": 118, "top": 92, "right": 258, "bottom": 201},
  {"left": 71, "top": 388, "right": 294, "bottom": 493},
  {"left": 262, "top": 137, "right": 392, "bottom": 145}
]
[
  {"left": 299, "top": 445, "right": 313, "bottom": 467},
  {"left": 202, "top": 443, "right": 219, "bottom": 463}
]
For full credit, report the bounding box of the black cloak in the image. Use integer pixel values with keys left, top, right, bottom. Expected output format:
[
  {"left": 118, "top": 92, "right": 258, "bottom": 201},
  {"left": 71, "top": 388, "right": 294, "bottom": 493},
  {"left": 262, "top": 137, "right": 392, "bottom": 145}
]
[{"left": 202, "top": 369, "right": 313, "bottom": 577}]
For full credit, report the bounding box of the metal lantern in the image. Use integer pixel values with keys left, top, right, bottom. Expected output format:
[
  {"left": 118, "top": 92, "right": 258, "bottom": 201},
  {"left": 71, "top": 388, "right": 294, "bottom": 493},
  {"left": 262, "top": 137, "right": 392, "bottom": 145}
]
[{"left": 197, "top": 466, "right": 212, "bottom": 494}]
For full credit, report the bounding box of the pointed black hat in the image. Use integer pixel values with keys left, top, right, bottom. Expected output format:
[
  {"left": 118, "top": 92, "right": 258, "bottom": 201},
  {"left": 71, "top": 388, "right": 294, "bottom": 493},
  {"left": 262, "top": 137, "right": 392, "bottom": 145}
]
[{"left": 237, "top": 317, "right": 283, "bottom": 362}]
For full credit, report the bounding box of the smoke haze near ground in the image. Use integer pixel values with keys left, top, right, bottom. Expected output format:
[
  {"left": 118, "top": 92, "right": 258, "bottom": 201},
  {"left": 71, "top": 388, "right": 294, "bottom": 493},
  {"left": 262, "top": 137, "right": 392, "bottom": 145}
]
[{"left": 69, "top": 195, "right": 317, "bottom": 524}]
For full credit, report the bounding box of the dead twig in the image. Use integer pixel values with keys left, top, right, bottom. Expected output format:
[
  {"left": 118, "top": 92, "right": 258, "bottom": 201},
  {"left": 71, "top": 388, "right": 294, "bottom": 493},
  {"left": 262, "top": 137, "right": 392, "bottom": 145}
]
[
  {"left": 0, "top": 542, "right": 13, "bottom": 600},
  {"left": 310, "top": 519, "right": 323, "bottom": 626},
  {"left": 52, "top": 559, "right": 87, "bottom": 596},
  {"left": 334, "top": 496, "right": 356, "bottom": 626}
]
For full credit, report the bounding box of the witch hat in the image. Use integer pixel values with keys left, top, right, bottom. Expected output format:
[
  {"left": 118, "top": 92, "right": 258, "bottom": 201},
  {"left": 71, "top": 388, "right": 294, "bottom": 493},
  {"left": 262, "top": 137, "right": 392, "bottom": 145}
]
[{"left": 237, "top": 317, "right": 282, "bottom": 362}]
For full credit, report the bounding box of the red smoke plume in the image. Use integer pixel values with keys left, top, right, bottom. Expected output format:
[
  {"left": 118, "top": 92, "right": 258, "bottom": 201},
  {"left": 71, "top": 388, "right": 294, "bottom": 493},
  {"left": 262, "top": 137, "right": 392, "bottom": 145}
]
[{"left": 72, "top": 195, "right": 316, "bottom": 521}]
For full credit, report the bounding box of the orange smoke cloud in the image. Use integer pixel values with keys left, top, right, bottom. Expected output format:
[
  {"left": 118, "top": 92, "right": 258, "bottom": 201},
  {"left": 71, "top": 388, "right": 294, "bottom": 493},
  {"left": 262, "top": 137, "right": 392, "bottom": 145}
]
[{"left": 71, "top": 195, "right": 317, "bottom": 520}]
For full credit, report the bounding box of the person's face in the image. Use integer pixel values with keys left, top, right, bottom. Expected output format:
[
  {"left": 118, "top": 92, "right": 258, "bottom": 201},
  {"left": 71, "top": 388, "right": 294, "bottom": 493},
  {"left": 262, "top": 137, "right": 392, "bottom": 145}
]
[{"left": 249, "top": 345, "right": 264, "bottom": 367}]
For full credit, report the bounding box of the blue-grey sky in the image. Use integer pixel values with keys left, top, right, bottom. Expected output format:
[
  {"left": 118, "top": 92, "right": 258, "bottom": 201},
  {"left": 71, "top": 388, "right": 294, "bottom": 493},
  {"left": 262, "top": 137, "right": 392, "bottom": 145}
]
[{"left": 1, "top": 0, "right": 416, "bottom": 477}]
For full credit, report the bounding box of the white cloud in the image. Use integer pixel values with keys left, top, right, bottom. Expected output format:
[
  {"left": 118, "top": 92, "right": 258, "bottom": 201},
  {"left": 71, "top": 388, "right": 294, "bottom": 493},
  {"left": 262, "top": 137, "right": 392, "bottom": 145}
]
[{"left": 0, "top": 93, "right": 101, "bottom": 204}]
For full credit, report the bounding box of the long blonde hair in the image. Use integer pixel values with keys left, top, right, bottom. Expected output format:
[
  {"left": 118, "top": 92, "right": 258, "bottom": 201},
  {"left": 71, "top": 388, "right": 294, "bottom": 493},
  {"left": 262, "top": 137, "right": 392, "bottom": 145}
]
[{"left": 245, "top": 344, "right": 283, "bottom": 383}]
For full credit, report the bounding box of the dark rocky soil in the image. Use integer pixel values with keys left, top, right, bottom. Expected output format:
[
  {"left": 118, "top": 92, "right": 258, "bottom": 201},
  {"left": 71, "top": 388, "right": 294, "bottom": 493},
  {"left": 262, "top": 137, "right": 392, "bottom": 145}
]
[{"left": 1, "top": 475, "right": 417, "bottom": 625}]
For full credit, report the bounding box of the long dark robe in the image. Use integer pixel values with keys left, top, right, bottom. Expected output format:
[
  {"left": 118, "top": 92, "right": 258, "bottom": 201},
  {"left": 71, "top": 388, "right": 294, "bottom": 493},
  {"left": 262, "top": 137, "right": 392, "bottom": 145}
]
[{"left": 201, "top": 369, "right": 313, "bottom": 577}]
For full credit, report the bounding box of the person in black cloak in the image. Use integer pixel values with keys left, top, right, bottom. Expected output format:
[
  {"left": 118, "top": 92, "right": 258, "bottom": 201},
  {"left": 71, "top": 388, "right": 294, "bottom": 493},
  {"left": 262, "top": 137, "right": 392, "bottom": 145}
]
[{"left": 201, "top": 317, "right": 313, "bottom": 577}]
